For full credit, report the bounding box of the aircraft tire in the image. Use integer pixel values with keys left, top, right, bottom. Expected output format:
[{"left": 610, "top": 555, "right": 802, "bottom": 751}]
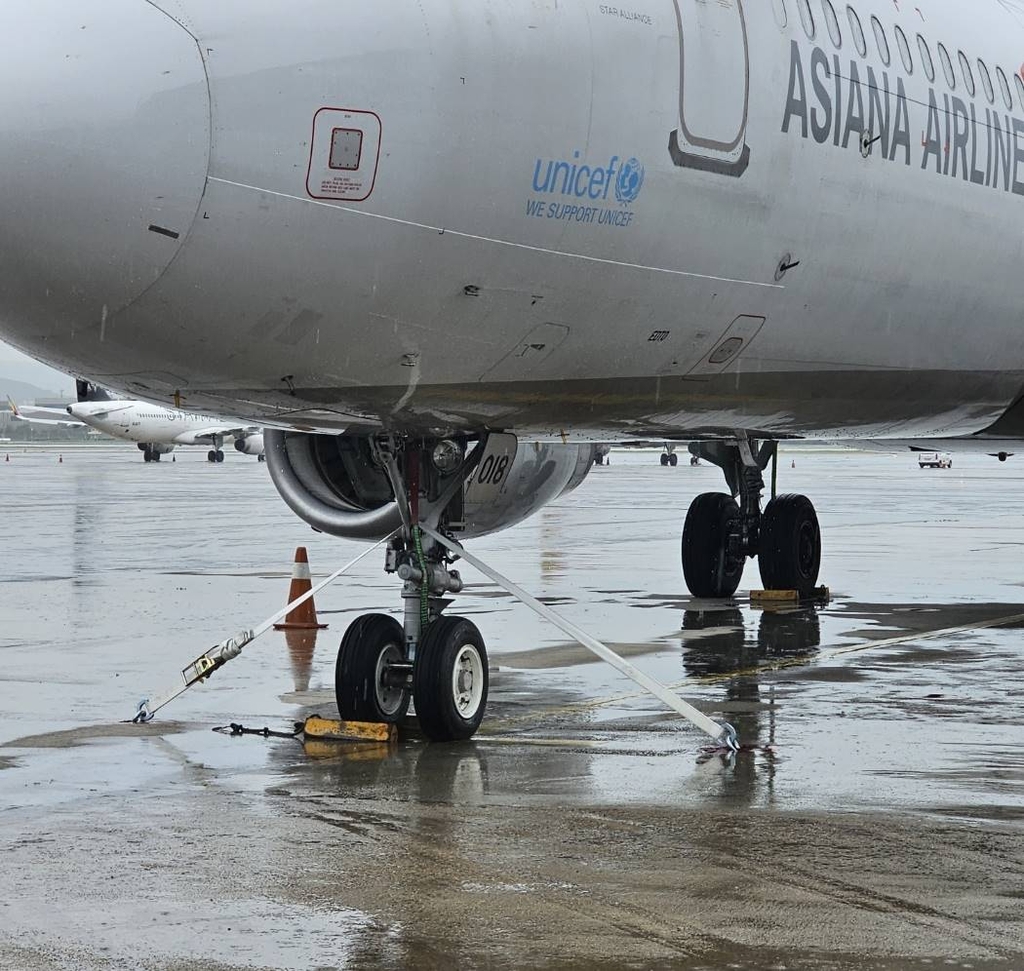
[
  {"left": 660, "top": 453, "right": 669, "bottom": 466},
  {"left": 758, "top": 494, "right": 821, "bottom": 596},
  {"left": 143, "top": 447, "right": 153, "bottom": 463},
  {"left": 207, "top": 450, "right": 217, "bottom": 463},
  {"left": 335, "top": 614, "right": 409, "bottom": 723},
  {"left": 413, "top": 616, "right": 488, "bottom": 742},
  {"left": 681, "top": 492, "right": 744, "bottom": 598},
  {"left": 669, "top": 453, "right": 678, "bottom": 467},
  {"left": 152, "top": 452, "right": 161, "bottom": 462},
  {"left": 215, "top": 449, "right": 225, "bottom": 463}
]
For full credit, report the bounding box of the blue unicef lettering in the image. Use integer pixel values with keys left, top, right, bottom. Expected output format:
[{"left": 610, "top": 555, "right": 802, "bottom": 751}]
[
  {"left": 614, "top": 157, "right": 645, "bottom": 204},
  {"left": 527, "top": 151, "right": 643, "bottom": 228}
]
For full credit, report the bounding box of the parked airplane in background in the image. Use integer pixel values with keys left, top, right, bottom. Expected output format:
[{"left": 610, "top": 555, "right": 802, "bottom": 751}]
[
  {"left": 4, "top": 0, "right": 1024, "bottom": 742},
  {"left": 67, "top": 393, "right": 265, "bottom": 463},
  {"left": 7, "top": 396, "right": 85, "bottom": 429}
]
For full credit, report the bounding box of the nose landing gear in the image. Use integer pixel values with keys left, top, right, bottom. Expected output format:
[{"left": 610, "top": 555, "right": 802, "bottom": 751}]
[
  {"left": 681, "top": 439, "right": 821, "bottom": 598},
  {"left": 333, "top": 437, "right": 490, "bottom": 741}
]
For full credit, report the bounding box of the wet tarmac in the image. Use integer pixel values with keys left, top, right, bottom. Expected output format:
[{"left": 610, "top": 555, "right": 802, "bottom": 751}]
[{"left": 2, "top": 444, "right": 1024, "bottom": 969}]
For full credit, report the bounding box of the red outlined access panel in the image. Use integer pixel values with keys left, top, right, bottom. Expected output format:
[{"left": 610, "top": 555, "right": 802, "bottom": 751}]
[{"left": 306, "top": 108, "right": 381, "bottom": 202}]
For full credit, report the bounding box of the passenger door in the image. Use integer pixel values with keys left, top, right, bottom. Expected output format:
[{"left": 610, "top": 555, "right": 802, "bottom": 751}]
[{"left": 669, "top": 0, "right": 751, "bottom": 176}]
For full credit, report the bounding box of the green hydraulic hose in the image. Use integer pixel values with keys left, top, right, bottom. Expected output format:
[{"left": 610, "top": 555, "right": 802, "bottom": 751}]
[{"left": 412, "top": 525, "right": 430, "bottom": 631}]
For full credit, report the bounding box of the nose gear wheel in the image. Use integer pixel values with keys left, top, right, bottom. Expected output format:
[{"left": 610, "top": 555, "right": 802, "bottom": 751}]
[
  {"left": 413, "top": 616, "right": 489, "bottom": 741},
  {"left": 335, "top": 613, "right": 410, "bottom": 723}
]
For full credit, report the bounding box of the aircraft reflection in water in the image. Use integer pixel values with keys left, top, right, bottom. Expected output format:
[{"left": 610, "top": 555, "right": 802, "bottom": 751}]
[{"left": 683, "top": 605, "right": 822, "bottom": 797}]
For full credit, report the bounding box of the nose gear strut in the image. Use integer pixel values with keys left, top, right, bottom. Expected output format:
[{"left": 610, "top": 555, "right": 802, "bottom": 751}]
[{"left": 334, "top": 435, "right": 491, "bottom": 741}]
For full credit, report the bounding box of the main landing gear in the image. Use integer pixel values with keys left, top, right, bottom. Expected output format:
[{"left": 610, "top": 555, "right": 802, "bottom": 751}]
[
  {"left": 207, "top": 448, "right": 225, "bottom": 463},
  {"left": 334, "top": 438, "right": 489, "bottom": 741},
  {"left": 142, "top": 445, "right": 162, "bottom": 463},
  {"left": 681, "top": 439, "right": 820, "bottom": 598},
  {"left": 660, "top": 445, "right": 679, "bottom": 466}
]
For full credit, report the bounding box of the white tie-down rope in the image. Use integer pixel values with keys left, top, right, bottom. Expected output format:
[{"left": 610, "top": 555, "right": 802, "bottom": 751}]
[
  {"left": 130, "top": 535, "right": 393, "bottom": 723},
  {"left": 420, "top": 525, "right": 737, "bottom": 748}
]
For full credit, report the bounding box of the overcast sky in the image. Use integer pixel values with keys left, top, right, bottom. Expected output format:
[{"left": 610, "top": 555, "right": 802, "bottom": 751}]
[{"left": 0, "top": 340, "right": 76, "bottom": 393}]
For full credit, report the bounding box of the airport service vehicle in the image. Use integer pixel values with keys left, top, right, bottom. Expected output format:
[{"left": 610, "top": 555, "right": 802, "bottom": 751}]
[
  {"left": 4, "top": 0, "right": 1024, "bottom": 739},
  {"left": 917, "top": 452, "right": 952, "bottom": 469},
  {"left": 66, "top": 397, "right": 265, "bottom": 463}
]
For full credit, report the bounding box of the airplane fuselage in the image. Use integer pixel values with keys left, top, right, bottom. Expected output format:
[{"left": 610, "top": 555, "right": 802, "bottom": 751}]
[
  {"left": 0, "top": 0, "right": 1022, "bottom": 442},
  {"left": 67, "top": 400, "right": 257, "bottom": 450}
]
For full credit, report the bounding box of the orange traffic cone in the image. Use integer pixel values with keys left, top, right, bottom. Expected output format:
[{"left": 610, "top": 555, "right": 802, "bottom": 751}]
[
  {"left": 58, "top": 454, "right": 63, "bottom": 464},
  {"left": 273, "top": 547, "right": 328, "bottom": 630}
]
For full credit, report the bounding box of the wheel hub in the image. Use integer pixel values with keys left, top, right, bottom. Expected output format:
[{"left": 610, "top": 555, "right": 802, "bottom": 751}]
[
  {"left": 452, "top": 644, "right": 484, "bottom": 717},
  {"left": 374, "top": 644, "right": 406, "bottom": 717}
]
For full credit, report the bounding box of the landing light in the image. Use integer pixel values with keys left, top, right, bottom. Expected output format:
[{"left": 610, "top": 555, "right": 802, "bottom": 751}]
[{"left": 431, "top": 440, "right": 462, "bottom": 474}]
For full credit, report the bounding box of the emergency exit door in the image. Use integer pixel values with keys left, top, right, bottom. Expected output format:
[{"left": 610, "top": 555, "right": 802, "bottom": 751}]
[{"left": 669, "top": 0, "right": 751, "bottom": 176}]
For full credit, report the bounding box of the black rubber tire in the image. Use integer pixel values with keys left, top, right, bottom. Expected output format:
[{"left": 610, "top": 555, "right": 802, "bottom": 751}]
[
  {"left": 669, "top": 453, "right": 678, "bottom": 467},
  {"left": 413, "top": 616, "right": 488, "bottom": 741},
  {"left": 215, "top": 450, "right": 225, "bottom": 463},
  {"left": 207, "top": 450, "right": 217, "bottom": 463},
  {"left": 335, "top": 614, "right": 409, "bottom": 723},
  {"left": 681, "top": 492, "right": 744, "bottom": 598},
  {"left": 660, "top": 453, "right": 669, "bottom": 466},
  {"left": 143, "top": 448, "right": 152, "bottom": 463},
  {"left": 758, "top": 493, "right": 821, "bottom": 596},
  {"left": 152, "top": 452, "right": 161, "bottom": 462}
]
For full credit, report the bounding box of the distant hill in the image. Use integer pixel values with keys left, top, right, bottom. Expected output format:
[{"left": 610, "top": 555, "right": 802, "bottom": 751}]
[
  {"left": 0, "top": 377, "right": 74, "bottom": 405},
  {"left": 0, "top": 342, "right": 77, "bottom": 398}
]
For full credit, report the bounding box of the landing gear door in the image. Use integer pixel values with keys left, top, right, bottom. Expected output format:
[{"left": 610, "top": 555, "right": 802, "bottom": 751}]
[
  {"left": 669, "top": 0, "right": 750, "bottom": 176},
  {"left": 463, "top": 433, "right": 519, "bottom": 516}
]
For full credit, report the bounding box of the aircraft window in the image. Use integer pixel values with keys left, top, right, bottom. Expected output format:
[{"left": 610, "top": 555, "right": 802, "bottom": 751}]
[
  {"left": 997, "top": 66, "right": 1014, "bottom": 108},
  {"left": 894, "top": 25, "right": 912, "bottom": 73},
  {"left": 917, "top": 35, "right": 935, "bottom": 82},
  {"left": 772, "top": 0, "right": 787, "bottom": 28},
  {"left": 958, "top": 51, "right": 975, "bottom": 97},
  {"left": 1016, "top": 72, "right": 1024, "bottom": 111},
  {"left": 822, "top": 0, "right": 841, "bottom": 46},
  {"left": 847, "top": 6, "right": 866, "bottom": 56},
  {"left": 978, "top": 59, "right": 995, "bottom": 104},
  {"left": 938, "top": 43, "right": 955, "bottom": 89},
  {"left": 798, "top": 0, "right": 815, "bottom": 40},
  {"left": 870, "top": 16, "right": 890, "bottom": 66}
]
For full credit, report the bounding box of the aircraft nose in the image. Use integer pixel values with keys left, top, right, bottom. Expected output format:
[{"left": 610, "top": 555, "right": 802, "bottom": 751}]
[{"left": 0, "top": 1, "right": 209, "bottom": 356}]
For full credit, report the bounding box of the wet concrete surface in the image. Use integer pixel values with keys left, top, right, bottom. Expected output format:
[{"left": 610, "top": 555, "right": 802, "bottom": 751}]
[{"left": 1, "top": 445, "right": 1024, "bottom": 969}]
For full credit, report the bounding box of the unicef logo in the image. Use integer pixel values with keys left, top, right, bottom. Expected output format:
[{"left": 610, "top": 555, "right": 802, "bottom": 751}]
[{"left": 614, "top": 157, "right": 645, "bottom": 205}]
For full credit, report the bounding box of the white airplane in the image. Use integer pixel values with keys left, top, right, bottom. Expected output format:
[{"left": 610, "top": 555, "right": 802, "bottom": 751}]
[
  {"left": 2, "top": 0, "right": 1023, "bottom": 740},
  {"left": 7, "top": 397, "right": 85, "bottom": 429},
  {"left": 66, "top": 397, "right": 265, "bottom": 463}
]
